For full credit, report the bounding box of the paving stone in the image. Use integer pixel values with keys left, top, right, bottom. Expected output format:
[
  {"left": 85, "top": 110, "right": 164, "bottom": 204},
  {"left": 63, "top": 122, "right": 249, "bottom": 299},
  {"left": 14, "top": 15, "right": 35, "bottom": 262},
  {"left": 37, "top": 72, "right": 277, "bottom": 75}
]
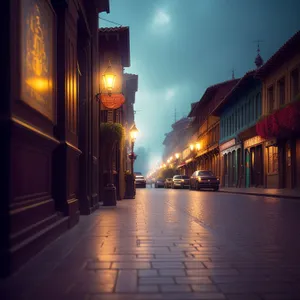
[
  {"left": 112, "top": 262, "right": 151, "bottom": 269},
  {"left": 138, "top": 285, "right": 159, "bottom": 293},
  {"left": 152, "top": 262, "right": 185, "bottom": 269},
  {"left": 86, "top": 262, "right": 112, "bottom": 269},
  {"left": 138, "top": 270, "right": 159, "bottom": 277},
  {"left": 158, "top": 269, "right": 187, "bottom": 276},
  {"left": 160, "top": 285, "right": 192, "bottom": 292},
  {"left": 139, "top": 277, "right": 175, "bottom": 285},
  {"left": 97, "top": 255, "right": 137, "bottom": 261},
  {"left": 191, "top": 284, "right": 219, "bottom": 292},
  {"left": 184, "top": 262, "right": 206, "bottom": 269},
  {"left": 187, "top": 269, "right": 239, "bottom": 276},
  {"left": 115, "top": 270, "right": 137, "bottom": 293},
  {"left": 175, "top": 276, "right": 212, "bottom": 284},
  {"left": 204, "top": 262, "right": 233, "bottom": 269}
]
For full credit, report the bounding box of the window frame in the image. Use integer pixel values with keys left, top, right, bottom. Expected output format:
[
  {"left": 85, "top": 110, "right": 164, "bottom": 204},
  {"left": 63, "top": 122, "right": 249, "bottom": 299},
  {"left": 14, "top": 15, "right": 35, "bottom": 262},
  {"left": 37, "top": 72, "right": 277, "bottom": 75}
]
[{"left": 267, "top": 85, "right": 275, "bottom": 113}]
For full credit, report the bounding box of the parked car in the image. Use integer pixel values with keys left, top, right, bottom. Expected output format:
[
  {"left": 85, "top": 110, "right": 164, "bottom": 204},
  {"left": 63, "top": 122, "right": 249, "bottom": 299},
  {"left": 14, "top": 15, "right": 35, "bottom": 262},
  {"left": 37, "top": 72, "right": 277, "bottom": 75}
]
[
  {"left": 190, "top": 170, "right": 219, "bottom": 191},
  {"left": 172, "top": 175, "right": 190, "bottom": 189},
  {"left": 155, "top": 178, "right": 165, "bottom": 188},
  {"left": 164, "top": 178, "right": 173, "bottom": 188},
  {"left": 135, "top": 175, "right": 146, "bottom": 188}
]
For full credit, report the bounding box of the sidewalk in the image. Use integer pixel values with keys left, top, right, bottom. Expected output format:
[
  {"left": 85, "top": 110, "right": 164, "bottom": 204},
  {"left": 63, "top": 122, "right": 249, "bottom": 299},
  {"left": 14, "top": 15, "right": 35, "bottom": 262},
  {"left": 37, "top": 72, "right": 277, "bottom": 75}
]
[
  {"left": 1, "top": 192, "right": 300, "bottom": 300},
  {"left": 220, "top": 187, "right": 300, "bottom": 199}
]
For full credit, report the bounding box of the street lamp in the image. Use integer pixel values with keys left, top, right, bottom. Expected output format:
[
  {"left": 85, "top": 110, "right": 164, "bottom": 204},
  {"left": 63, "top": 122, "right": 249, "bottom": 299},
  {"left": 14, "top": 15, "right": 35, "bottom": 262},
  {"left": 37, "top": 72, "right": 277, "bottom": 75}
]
[
  {"left": 129, "top": 123, "right": 139, "bottom": 175},
  {"left": 102, "top": 60, "right": 116, "bottom": 95},
  {"left": 190, "top": 144, "right": 195, "bottom": 151},
  {"left": 175, "top": 153, "right": 180, "bottom": 159}
]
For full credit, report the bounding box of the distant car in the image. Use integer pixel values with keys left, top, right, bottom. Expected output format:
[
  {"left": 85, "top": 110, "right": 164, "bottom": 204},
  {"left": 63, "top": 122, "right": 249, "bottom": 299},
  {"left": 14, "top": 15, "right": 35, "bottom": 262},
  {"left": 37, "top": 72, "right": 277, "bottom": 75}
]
[
  {"left": 155, "top": 178, "right": 165, "bottom": 188},
  {"left": 190, "top": 170, "right": 219, "bottom": 191},
  {"left": 135, "top": 175, "right": 146, "bottom": 188},
  {"left": 164, "top": 178, "right": 173, "bottom": 188},
  {"left": 134, "top": 172, "right": 142, "bottom": 176},
  {"left": 172, "top": 175, "right": 190, "bottom": 189}
]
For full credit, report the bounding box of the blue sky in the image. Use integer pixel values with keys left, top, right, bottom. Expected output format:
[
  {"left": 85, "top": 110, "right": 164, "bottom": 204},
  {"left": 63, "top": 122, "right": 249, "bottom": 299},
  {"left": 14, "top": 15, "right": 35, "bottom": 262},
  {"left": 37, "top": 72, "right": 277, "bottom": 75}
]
[{"left": 100, "top": 0, "right": 300, "bottom": 170}]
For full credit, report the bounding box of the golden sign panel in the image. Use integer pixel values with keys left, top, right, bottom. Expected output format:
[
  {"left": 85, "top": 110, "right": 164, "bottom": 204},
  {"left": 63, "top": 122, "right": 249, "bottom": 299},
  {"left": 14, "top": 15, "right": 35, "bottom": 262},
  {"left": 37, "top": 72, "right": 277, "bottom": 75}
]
[
  {"left": 244, "top": 136, "right": 265, "bottom": 149},
  {"left": 220, "top": 138, "right": 236, "bottom": 152},
  {"left": 21, "top": 0, "right": 55, "bottom": 121}
]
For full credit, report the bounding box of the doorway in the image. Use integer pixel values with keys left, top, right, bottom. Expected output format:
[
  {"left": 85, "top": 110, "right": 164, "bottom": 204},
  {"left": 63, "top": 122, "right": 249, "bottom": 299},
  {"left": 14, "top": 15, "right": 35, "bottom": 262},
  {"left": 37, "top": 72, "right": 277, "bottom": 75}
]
[{"left": 245, "top": 150, "right": 250, "bottom": 188}]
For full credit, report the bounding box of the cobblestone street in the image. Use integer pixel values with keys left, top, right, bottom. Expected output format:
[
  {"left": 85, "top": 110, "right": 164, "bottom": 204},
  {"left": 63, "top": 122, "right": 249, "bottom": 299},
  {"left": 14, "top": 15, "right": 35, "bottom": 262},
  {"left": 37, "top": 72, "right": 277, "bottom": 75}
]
[{"left": 2, "top": 189, "right": 300, "bottom": 300}]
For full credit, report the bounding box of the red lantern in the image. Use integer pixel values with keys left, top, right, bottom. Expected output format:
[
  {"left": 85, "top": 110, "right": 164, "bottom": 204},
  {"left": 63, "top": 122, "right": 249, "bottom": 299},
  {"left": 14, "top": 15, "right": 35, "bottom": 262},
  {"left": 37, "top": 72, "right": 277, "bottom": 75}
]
[{"left": 101, "top": 94, "right": 125, "bottom": 109}]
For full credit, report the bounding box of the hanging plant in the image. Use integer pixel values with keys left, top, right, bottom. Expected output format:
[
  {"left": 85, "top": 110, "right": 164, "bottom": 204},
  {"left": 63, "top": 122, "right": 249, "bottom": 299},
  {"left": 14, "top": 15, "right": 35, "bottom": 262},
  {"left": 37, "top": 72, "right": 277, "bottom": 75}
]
[
  {"left": 256, "top": 95, "right": 300, "bottom": 139},
  {"left": 100, "top": 122, "right": 125, "bottom": 147}
]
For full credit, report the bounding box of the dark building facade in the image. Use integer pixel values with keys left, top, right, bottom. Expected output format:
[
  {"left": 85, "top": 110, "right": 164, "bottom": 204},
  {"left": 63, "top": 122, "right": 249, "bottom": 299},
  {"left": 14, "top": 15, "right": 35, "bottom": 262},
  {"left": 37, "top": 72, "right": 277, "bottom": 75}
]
[
  {"left": 0, "top": 0, "right": 110, "bottom": 277},
  {"left": 98, "top": 26, "right": 131, "bottom": 201}
]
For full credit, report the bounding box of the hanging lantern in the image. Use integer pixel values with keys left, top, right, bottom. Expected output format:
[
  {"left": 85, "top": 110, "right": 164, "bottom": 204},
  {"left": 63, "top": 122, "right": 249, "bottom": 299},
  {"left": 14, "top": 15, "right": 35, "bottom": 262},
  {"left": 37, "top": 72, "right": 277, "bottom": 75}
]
[{"left": 102, "top": 61, "right": 116, "bottom": 94}]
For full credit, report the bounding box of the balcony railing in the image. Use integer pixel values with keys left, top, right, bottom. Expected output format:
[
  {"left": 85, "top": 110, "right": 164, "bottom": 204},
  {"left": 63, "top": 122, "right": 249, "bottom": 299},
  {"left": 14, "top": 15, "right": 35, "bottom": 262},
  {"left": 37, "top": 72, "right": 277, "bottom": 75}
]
[{"left": 256, "top": 95, "right": 300, "bottom": 139}]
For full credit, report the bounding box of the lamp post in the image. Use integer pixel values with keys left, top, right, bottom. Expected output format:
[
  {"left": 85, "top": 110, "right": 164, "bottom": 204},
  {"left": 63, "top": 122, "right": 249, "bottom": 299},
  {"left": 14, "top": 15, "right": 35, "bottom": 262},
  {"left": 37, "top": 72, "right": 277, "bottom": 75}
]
[
  {"left": 129, "top": 123, "right": 139, "bottom": 175},
  {"left": 99, "top": 60, "right": 118, "bottom": 206}
]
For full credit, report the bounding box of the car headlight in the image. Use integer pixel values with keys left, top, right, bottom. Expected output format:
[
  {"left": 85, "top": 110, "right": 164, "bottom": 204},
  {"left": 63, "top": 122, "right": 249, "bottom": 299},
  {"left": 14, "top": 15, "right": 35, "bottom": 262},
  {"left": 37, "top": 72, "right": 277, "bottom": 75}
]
[
  {"left": 181, "top": 179, "right": 184, "bottom": 182},
  {"left": 198, "top": 177, "right": 202, "bottom": 182}
]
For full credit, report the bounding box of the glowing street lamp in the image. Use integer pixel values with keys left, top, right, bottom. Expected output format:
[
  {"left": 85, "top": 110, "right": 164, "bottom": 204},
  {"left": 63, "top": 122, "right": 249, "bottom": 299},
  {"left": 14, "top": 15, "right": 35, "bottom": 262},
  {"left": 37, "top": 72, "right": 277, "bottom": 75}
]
[
  {"left": 196, "top": 143, "right": 201, "bottom": 151},
  {"left": 129, "top": 123, "right": 139, "bottom": 175},
  {"left": 175, "top": 153, "right": 180, "bottom": 159},
  {"left": 130, "top": 123, "right": 139, "bottom": 142},
  {"left": 102, "top": 60, "right": 116, "bottom": 95},
  {"left": 190, "top": 144, "right": 195, "bottom": 151}
]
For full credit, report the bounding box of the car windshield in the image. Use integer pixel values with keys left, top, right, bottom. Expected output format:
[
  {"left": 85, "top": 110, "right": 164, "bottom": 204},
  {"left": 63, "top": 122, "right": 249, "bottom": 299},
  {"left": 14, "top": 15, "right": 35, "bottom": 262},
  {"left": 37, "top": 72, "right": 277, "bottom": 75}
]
[
  {"left": 182, "top": 176, "right": 189, "bottom": 179},
  {"left": 198, "top": 171, "right": 214, "bottom": 176},
  {"left": 173, "top": 175, "right": 181, "bottom": 179},
  {"left": 136, "top": 176, "right": 144, "bottom": 179}
]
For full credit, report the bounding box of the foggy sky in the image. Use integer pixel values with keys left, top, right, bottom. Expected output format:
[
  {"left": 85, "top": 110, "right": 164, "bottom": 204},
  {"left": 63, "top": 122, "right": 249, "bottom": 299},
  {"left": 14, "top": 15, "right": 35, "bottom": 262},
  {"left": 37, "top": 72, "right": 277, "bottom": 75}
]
[{"left": 100, "top": 0, "right": 300, "bottom": 171}]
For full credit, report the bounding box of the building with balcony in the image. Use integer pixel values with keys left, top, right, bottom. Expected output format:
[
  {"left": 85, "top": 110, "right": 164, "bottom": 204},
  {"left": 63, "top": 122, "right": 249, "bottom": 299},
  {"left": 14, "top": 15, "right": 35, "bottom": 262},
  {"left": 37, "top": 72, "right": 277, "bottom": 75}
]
[
  {"left": 187, "top": 79, "right": 239, "bottom": 179},
  {"left": 213, "top": 71, "right": 262, "bottom": 187},
  {"left": 256, "top": 30, "right": 300, "bottom": 189}
]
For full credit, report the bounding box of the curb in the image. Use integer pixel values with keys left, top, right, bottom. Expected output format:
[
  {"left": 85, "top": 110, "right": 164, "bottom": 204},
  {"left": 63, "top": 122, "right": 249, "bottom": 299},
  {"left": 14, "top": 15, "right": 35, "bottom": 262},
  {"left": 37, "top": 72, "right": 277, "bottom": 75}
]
[{"left": 219, "top": 190, "right": 300, "bottom": 200}]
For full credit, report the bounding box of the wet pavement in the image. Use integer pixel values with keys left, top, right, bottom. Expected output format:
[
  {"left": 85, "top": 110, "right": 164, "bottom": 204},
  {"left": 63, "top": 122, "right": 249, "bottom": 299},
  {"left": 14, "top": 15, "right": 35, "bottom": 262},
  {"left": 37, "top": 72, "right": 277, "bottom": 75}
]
[{"left": 1, "top": 188, "right": 300, "bottom": 300}]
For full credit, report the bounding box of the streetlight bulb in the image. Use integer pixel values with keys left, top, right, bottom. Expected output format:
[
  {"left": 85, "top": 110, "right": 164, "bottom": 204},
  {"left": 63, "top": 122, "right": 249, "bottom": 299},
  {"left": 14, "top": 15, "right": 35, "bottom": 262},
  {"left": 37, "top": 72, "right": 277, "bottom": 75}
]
[
  {"left": 102, "top": 61, "right": 116, "bottom": 93},
  {"left": 129, "top": 123, "right": 139, "bottom": 141}
]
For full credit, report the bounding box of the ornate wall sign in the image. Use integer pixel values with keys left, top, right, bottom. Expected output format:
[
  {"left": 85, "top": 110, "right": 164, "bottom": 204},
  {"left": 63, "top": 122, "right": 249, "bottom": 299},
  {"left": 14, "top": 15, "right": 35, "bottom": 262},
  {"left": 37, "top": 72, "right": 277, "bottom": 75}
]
[
  {"left": 101, "top": 93, "right": 125, "bottom": 109},
  {"left": 244, "top": 135, "right": 265, "bottom": 149},
  {"left": 219, "top": 138, "right": 236, "bottom": 152},
  {"left": 21, "top": 0, "right": 55, "bottom": 120}
]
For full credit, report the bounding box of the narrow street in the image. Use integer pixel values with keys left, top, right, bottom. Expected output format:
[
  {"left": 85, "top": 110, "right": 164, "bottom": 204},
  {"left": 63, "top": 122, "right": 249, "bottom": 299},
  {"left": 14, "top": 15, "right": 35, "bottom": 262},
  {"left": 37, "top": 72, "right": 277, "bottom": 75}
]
[{"left": 2, "top": 189, "right": 300, "bottom": 300}]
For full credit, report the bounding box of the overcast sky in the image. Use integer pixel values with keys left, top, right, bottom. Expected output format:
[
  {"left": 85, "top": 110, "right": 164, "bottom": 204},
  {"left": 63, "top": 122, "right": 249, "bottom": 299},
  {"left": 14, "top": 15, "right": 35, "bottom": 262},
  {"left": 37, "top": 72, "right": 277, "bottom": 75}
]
[{"left": 100, "top": 0, "right": 300, "bottom": 170}]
